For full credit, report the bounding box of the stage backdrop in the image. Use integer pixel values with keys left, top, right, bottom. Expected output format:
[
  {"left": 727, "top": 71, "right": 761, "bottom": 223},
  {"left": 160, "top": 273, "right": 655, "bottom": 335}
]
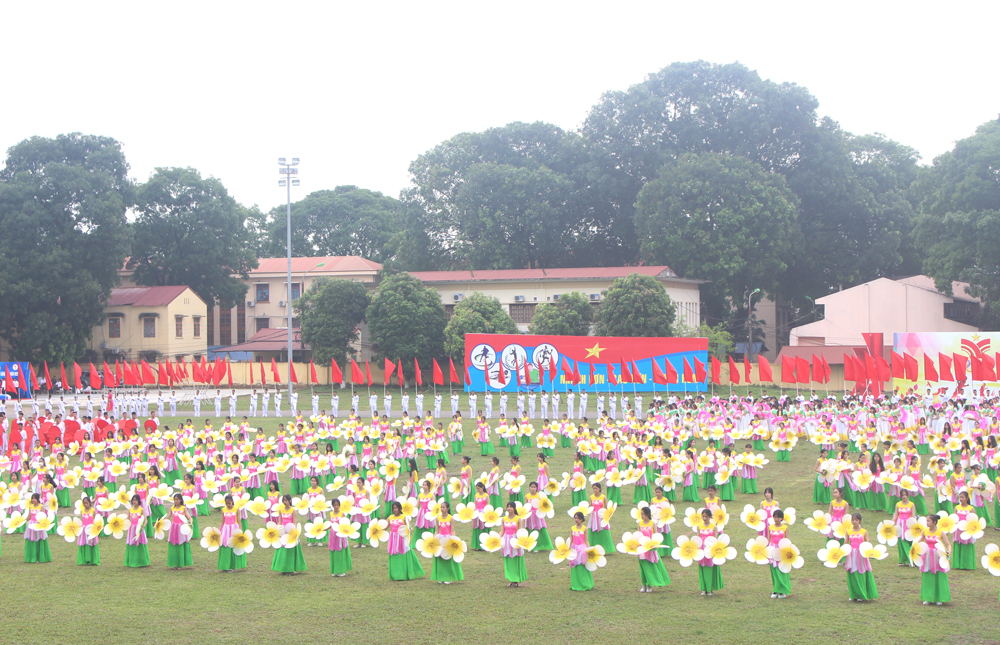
[
  {"left": 464, "top": 333, "right": 708, "bottom": 393},
  {"left": 893, "top": 331, "right": 1000, "bottom": 393},
  {"left": 0, "top": 362, "right": 31, "bottom": 398}
]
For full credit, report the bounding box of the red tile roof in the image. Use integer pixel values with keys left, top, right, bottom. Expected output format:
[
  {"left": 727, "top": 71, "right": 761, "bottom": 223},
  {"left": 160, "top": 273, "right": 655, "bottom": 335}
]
[
  {"left": 252, "top": 256, "right": 382, "bottom": 274},
  {"left": 106, "top": 286, "right": 198, "bottom": 307},
  {"left": 215, "top": 328, "right": 306, "bottom": 352},
  {"left": 409, "top": 266, "right": 680, "bottom": 283}
]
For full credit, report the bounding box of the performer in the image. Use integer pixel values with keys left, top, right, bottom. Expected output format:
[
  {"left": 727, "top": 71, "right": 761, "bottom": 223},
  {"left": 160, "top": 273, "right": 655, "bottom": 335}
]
[
  {"left": 217, "top": 495, "right": 247, "bottom": 572},
  {"left": 77, "top": 496, "right": 101, "bottom": 565},
  {"left": 24, "top": 493, "right": 53, "bottom": 564},
  {"left": 430, "top": 501, "right": 464, "bottom": 584},
  {"left": 695, "top": 508, "right": 724, "bottom": 596},
  {"left": 387, "top": 500, "right": 425, "bottom": 581},
  {"left": 913, "top": 512, "right": 951, "bottom": 605},
  {"left": 844, "top": 512, "right": 878, "bottom": 601},
  {"left": 568, "top": 512, "right": 593, "bottom": 591},
  {"left": 126, "top": 494, "right": 151, "bottom": 568},
  {"left": 637, "top": 505, "right": 670, "bottom": 593},
  {"left": 501, "top": 501, "right": 527, "bottom": 587},
  {"left": 328, "top": 498, "right": 353, "bottom": 577}
]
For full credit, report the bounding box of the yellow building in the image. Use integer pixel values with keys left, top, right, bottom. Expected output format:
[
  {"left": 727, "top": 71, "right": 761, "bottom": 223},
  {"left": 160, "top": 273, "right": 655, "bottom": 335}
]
[{"left": 91, "top": 286, "right": 208, "bottom": 362}]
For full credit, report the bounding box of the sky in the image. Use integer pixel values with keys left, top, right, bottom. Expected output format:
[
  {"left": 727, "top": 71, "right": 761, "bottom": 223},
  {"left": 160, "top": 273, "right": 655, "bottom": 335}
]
[{"left": 2, "top": 1, "right": 998, "bottom": 213}]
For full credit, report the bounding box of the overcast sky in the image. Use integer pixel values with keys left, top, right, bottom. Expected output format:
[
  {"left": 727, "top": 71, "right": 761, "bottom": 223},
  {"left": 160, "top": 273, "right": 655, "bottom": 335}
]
[{"left": 3, "top": 1, "right": 997, "bottom": 214}]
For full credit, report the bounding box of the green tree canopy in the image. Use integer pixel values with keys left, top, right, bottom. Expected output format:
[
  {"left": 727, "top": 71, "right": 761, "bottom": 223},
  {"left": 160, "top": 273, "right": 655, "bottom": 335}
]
[
  {"left": 264, "top": 185, "right": 401, "bottom": 262},
  {"left": 528, "top": 291, "right": 593, "bottom": 336},
  {"left": 294, "top": 278, "right": 370, "bottom": 364},
  {"left": 443, "top": 292, "right": 518, "bottom": 361},
  {"left": 593, "top": 273, "right": 676, "bottom": 337},
  {"left": 0, "top": 133, "right": 132, "bottom": 363},
  {"left": 366, "top": 273, "right": 447, "bottom": 373},
  {"left": 128, "top": 167, "right": 258, "bottom": 308}
]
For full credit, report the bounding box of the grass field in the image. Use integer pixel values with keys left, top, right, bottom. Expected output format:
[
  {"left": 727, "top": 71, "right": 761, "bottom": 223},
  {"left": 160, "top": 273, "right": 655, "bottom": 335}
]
[{"left": 3, "top": 412, "right": 1000, "bottom": 645}]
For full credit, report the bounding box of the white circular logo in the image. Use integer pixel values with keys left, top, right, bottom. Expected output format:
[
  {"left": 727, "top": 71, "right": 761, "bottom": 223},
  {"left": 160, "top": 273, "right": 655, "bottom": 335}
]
[
  {"left": 500, "top": 344, "right": 528, "bottom": 371},
  {"left": 469, "top": 344, "right": 497, "bottom": 370},
  {"left": 486, "top": 364, "right": 512, "bottom": 389},
  {"left": 531, "top": 344, "right": 559, "bottom": 368}
]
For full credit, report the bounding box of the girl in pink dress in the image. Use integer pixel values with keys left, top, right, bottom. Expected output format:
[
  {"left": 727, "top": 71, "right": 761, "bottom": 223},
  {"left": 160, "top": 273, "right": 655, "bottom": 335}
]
[
  {"left": 500, "top": 501, "right": 527, "bottom": 586},
  {"left": 77, "top": 496, "right": 100, "bottom": 565},
  {"left": 23, "top": 493, "right": 52, "bottom": 563},
  {"left": 913, "top": 513, "right": 951, "bottom": 605},
  {"left": 387, "top": 500, "right": 425, "bottom": 581},
  {"left": 327, "top": 498, "right": 352, "bottom": 577},
  {"left": 166, "top": 493, "right": 193, "bottom": 568},
  {"left": 568, "top": 513, "right": 592, "bottom": 591},
  {"left": 217, "top": 495, "right": 247, "bottom": 572},
  {"left": 430, "top": 502, "right": 463, "bottom": 583},
  {"left": 843, "top": 513, "right": 878, "bottom": 600},
  {"left": 695, "top": 508, "right": 723, "bottom": 595},
  {"left": 637, "top": 506, "right": 670, "bottom": 592},
  {"left": 125, "top": 495, "right": 150, "bottom": 568}
]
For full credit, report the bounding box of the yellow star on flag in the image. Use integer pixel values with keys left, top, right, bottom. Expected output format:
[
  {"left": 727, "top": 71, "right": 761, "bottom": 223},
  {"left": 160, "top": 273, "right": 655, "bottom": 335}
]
[{"left": 585, "top": 343, "right": 605, "bottom": 358}]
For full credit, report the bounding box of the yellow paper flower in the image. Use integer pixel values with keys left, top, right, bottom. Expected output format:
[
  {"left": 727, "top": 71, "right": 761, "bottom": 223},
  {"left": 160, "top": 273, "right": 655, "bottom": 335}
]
[
  {"left": 535, "top": 495, "right": 555, "bottom": 519},
  {"left": 981, "top": 543, "right": 1000, "bottom": 576},
  {"left": 598, "top": 501, "right": 617, "bottom": 528},
  {"left": 246, "top": 497, "right": 271, "bottom": 518},
  {"left": 481, "top": 506, "right": 501, "bottom": 527},
  {"left": 104, "top": 513, "right": 127, "bottom": 539},
  {"left": 333, "top": 518, "right": 361, "bottom": 540},
  {"left": 31, "top": 512, "right": 56, "bottom": 533},
  {"left": 549, "top": 536, "right": 575, "bottom": 564},
  {"left": 325, "top": 476, "right": 346, "bottom": 493},
  {"left": 705, "top": 533, "right": 737, "bottom": 565},
  {"left": 670, "top": 535, "right": 703, "bottom": 567},
  {"left": 454, "top": 503, "right": 476, "bottom": 524},
  {"left": 805, "top": 510, "right": 833, "bottom": 536},
  {"left": 586, "top": 545, "right": 607, "bottom": 571},
  {"left": 515, "top": 528, "right": 539, "bottom": 552},
  {"left": 201, "top": 526, "right": 222, "bottom": 551},
  {"left": 818, "top": 538, "right": 851, "bottom": 567},
  {"left": 448, "top": 478, "right": 465, "bottom": 499},
  {"left": 959, "top": 514, "right": 985, "bottom": 541},
  {"left": 256, "top": 522, "right": 283, "bottom": 548},
  {"left": 480, "top": 530, "right": 502, "bottom": 553},
  {"left": 280, "top": 523, "right": 302, "bottom": 548},
  {"left": 859, "top": 541, "right": 888, "bottom": 561},
  {"left": 416, "top": 531, "right": 442, "bottom": 558},
  {"left": 398, "top": 497, "right": 417, "bottom": 519},
  {"left": 936, "top": 512, "right": 958, "bottom": 535},
  {"left": 637, "top": 533, "right": 665, "bottom": 556},
  {"left": 441, "top": 535, "right": 467, "bottom": 563},
  {"left": 88, "top": 517, "right": 105, "bottom": 539},
  {"left": 152, "top": 517, "right": 171, "bottom": 540},
  {"left": 774, "top": 538, "right": 804, "bottom": 573},
  {"left": 876, "top": 520, "right": 898, "bottom": 546},
  {"left": 4, "top": 510, "right": 27, "bottom": 534},
  {"left": 57, "top": 516, "right": 83, "bottom": 542},
  {"left": 366, "top": 518, "right": 389, "bottom": 547},
  {"left": 305, "top": 521, "right": 329, "bottom": 541},
  {"left": 570, "top": 473, "right": 588, "bottom": 491},
  {"left": 745, "top": 536, "right": 771, "bottom": 564},
  {"left": 543, "top": 480, "right": 562, "bottom": 497},
  {"left": 740, "top": 504, "right": 765, "bottom": 531},
  {"left": 379, "top": 461, "right": 400, "bottom": 480}
]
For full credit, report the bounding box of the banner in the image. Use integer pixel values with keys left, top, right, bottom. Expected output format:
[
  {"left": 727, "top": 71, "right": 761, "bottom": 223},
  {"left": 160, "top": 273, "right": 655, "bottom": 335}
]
[
  {"left": 0, "top": 362, "right": 31, "bottom": 398},
  {"left": 464, "top": 333, "right": 708, "bottom": 393},
  {"left": 893, "top": 332, "right": 999, "bottom": 394}
]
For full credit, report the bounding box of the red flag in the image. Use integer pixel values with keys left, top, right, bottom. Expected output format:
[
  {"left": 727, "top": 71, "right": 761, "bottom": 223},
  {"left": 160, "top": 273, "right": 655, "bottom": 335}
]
[
  {"left": 140, "top": 360, "right": 154, "bottom": 385},
  {"left": 515, "top": 362, "right": 522, "bottom": 387},
  {"left": 939, "top": 353, "right": 953, "bottom": 381},
  {"left": 249, "top": 358, "right": 255, "bottom": 385},
  {"left": 652, "top": 358, "right": 667, "bottom": 386},
  {"left": 630, "top": 360, "right": 639, "bottom": 385},
  {"left": 364, "top": 360, "right": 372, "bottom": 387},
  {"left": 663, "top": 358, "right": 678, "bottom": 384},
  {"left": 903, "top": 353, "right": 918, "bottom": 381},
  {"left": 17, "top": 366, "right": 28, "bottom": 393},
  {"left": 796, "top": 356, "right": 811, "bottom": 384},
  {"left": 191, "top": 360, "right": 202, "bottom": 383},
  {"left": 86, "top": 362, "right": 99, "bottom": 390},
  {"left": 3, "top": 368, "right": 15, "bottom": 393},
  {"left": 589, "top": 362, "right": 596, "bottom": 386},
  {"left": 44, "top": 361, "right": 52, "bottom": 391},
  {"left": 397, "top": 359, "right": 404, "bottom": 387},
  {"left": 331, "top": 358, "right": 343, "bottom": 384},
  {"left": 970, "top": 357, "right": 983, "bottom": 381},
  {"left": 607, "top": 364, "right": 618, "bottom": 386},
  {"left": 465, "top": 366, "right": 472, "bottom": 387},
  {"left": 432, "top": 359, "right": 444, "bottom": 386},
  {"left": 310, "top": 360, "right": 318, "bottom": 385},
  {"left": 524, "top": 361, "right": 532, "bottom": 386},
  {"left": 694, "top": 357, "right": 707, "bottom": 383},
  {"left": 574, "top": 361, "right": 583, "bottom": 385},
  {"left": 953, "top": 353, "right": 967, "bottom": 382},
  {"left": 781, "top": 356, "right": 796, "bottom": 384},
  {"left": 561, "top": 357, "right": 573, "bottom": 379},
  {"left": 384, "top": 358, "right": 396, "bottom": 385},
  {"left": 549, "top": 355, "right": 556, "bottom": 384},
  {"left": 843, "top": 354, "right": 855, "bottom": 381},
  {"left": 728, "top": 356, "right": 740, "bottom": 385},
  {"left": 620, "top": 360, "right": 633, "bottom": 384},
  {"left": 29, "top": 364, "right": 40, "bottom": 391},
  {"left": 497, "top": 363, "right": 506, "bottom": 386},
  {"left": 924, "top": 354, "right": 938, "bottom": 382},
  {"left": 228, "top": 361, "right": 234, "bottom": 388},
  {"left": 982, "top": 354, "right": 996, "bottom": 381},
  {"left": 73, "top": 362, "right": 82, "bottom": 390},
  {"left": 59, "top": 363, "right": 67, "bottom": 390},
  {"left": 156, "top": 361, "right": 167, "bottom": 386},
  {"left": 891, "top": 351, "right": 904, "bottom": 379},
  {"left": 271, "top": 358, "right": 281, "bottom": 384},
  {"left": 875, "top": 354, "right": 891, "bottom": 382},
  {"left": 103, "top": 361, "right": 114, "bottom": 388},
  {"left": 449, "top": 358, "right": 459, "bottom": 384},
  {"left": 757, "top": 356, "right": 773, "bottom": 382},
  {"left": 290, "top": 362, "right": 298, "bottom": 384},
  {"left": 821, "top": 355, "right": 832, "bottom": 383},
  {"left": 682, "top": 358, "right": 694, "bottom": 383},
  {"left": 413, "top": 359, "right": 422, "bottom": 387},
  {"left": 744, "top": 357, "right": 752, "bottom": 383},
  {"left": 864, "top": 354, "right": 878, "bottom": 383},
  {"left": 133, "top": 361, "right": 142, "bottom": 385},
  {"left": 710, "top": 356, "right": 721, "bottom": 385},
  {"left": 350, "top": 358, "right": 364, "bottom": 385}
]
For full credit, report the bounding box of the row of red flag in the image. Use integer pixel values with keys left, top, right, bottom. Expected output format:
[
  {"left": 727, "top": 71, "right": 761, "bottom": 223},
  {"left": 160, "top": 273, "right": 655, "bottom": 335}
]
[{"left": 845, "top": 350, "right": 997, "bottom": 384}]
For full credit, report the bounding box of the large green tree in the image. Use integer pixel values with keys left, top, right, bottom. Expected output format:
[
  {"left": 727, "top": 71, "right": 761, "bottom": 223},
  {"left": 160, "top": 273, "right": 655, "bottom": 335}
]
[
  {"left": 0, "top": 133, "right": 132, "bottom": 363},
  {"left": 528, "top": 291, "right": 593, "bottom": 336},
  {"left": 593, "top": 273, "right": 676, "bottom": 337},
  {"left": 294, "top": 278, "right": 370, "bottom": 364},
  {"left": 443, "top": 292, "right": 518, "bottom": 361},
  {"left": 634, "top": 152, "right": 799, "bottom": 320},
  {"left": 366, "top": 273, "right": 447, "bottom": 373},
  {"left": 264, "top": 185, "right": 401, "bottom": 262},
  {"left": 128, "top": 167, "right": 259, "bottom": 308}
]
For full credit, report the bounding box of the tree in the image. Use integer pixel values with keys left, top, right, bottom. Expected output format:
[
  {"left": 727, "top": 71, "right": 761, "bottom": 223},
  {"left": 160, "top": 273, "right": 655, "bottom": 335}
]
[
  {"left": 593, "top": 273, "right": 676, "bottom": 337},
  {"left": 263, "top": 186, "right": 401, "bottom": 262},
  {"left": 366, "top": 273, "right": 447, "bottom": 374},
  {"left": 128, "top": 167, "right": 259, "bottom": 308},
  {"left": 443, "top": 293, "right": 518, "bottom": 361},
  {"left": 634, "top": 153, "right": 799, "bottom": 320},
  {"left": 0, "top": 133, "right": 132, "bottom": 364},
  {"left": 528, "top": 291, "right": 593, "bottom": 336},
  {"left": 675, "top": 322, "right": 735, "bottom": 360},
  {"left": 294, "top": 278, "right": 370, "bottom": 364}
]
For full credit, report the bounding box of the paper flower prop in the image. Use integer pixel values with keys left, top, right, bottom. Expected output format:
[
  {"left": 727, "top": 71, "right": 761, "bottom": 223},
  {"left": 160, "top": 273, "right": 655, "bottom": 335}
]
[
  {"left": 515, "top": 528, "right": 539, "bottom": 552},
  {"left": 280, "top": 523, "right": 302, "bottom": 548},
  {"left": 683, "top": 506, "right": 701, "bottom": 529},
  {"left": 830, "top": 520, "right": 850, "bottom": 541},
  {"left": 534, "top": 494, "right": 555, "bottom": 519},
  {"left": 851, "top": 469, "right": 874, "bottom": 492},
  {"left": 570, "top": 472, "right": 588, "bottom": 491},
  {"left": 379, "top": 460, "right": 400, "bottom": 480},
  {"left": 704, "top": 533, "right": 737, "bottom": 565},
  {"left": 859, "top": 541, "right": 888, "bottom": 561},
  {"left": 447, "top": 478, "right": 464, "bottom": 500},
  {"left": 772, "top": 538, "right": 804, "bottom": 573},
  {"left": 805, "top": 510, "right": 833, "bottom": 536},
  {"left": 936, "top": 512, "right": 959, "bottom": 535},
  {"left": 616, "top": 531, "right": 642, "bottom": 555},
  {"left": 87, "top": 517, "right": 104, "bottom": 539},
  {"left": 3, "top": 510, "right": 26, "bottom": 534},
  {"left": 818, "top": 539, "right": 851, "bottom": 568},
  {"left": 982, "top": 543, "right": 1000, "bottom": 576},
  {"left": 416, "top": 531, "right": 443, "bottom": 558},
  {"left": 671, "top": 535, "right": 704, "bottom": 567},
  {"left": 567, "top": 501, "right": 592, "bottom": 519},
  {"left": 440, "top": 535, "right": 466, "bottom": 562},
  {"left": 325, "top": 477, "right": 346, "bottom": 493},
  {"left": 479, "top": 530, "right": 502, "bottom": 553},
  {"left": 630, "top": 501, "right": 650, "bottom": 522},
  {"left": 637, "top": 533, "right": 665, "bottom": 556},
  {"left": 740, "top": 505, "right": 766, "bottom": 532},
  {"left": 543, "top": 479, "right": 562, "bottom": 497},
  {"left": 62, "top": 470, "right": 81, "bottom": 489},
  {"left": 245, "top": 497, "right": 271, "bottom": 518},
  {"left": 58, "top": 516, "right": 84, "bottom": 542},
  {"left": 588, "top": 469, "right": 606, "bottom": 485},
  {"left": 550, "top": 536, "right": 575, "bottom": 564},
  {"left": 200, "top": 526, "right": 223, "bottom": 551},
  {"left": 104, "top": 513, "right": 127, "bottom": 539},
  {"left": 366, "top": 519, "right": 389, "bottom": 547},
  {"left": 586, "top": 545, "right": 607, "bottom": 571},
  {"left": 958, "top": 514, "right": 986, "bottom": 542},
  {"left": 897, "top": 475, "right": 918, "bottom": 493},
  {"left": 598, "top": 501, "right": 617, "bottom": 528},
  {"left": 454, "top": 503, "right": 476, "bottom": 524},
  {"left": 152, "top": 517, "right": 171, "bottom": 540},
  {"left": 744, "top": 536, "right": 771, "bottom": 564},
  {"left": 114, "top": 488, "right": 131, "bottom": 508},
  {"left": 480, "top": 505, "right": 502, "bottom": 527},
  {"left": 781, "top": 507, "right": 797, "bottom": 525},
  {"left": 876, "top": 520, "right": 898, "bottom": 546},
  {"left": 31, "top": 512, "right": 56, "bottom": 533},
  {"left": 256, "top": 522, "right": 283, "bottom": 548},
  {"left": 653, "top": 503, "right": 676, "bottom": 527},
  {"left": 291, "top": 496, "right": 311, "bottom": 516},
  {"left": 305, "top": 521, "right": 329, "bottom": 541},
  {"left": 333, "top": 517, "right": 361, "bottom": 541},
  {"left": 398, "top": 497, "right": 418, "bottom": 519}
]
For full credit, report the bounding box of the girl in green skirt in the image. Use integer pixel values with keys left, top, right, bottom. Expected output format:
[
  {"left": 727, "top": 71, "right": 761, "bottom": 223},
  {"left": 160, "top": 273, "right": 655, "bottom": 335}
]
[
  {"left": 844, "top": 513, "right": 878, "bottom": 601},
  {"left": 77, "top": 496, "right": 101, "bottom": 565},
  {"left": 166, "top": 493, "right": 194, "bottom": 568},
  {"left": 914, "top": 513, "right": 951, "bottom": 605},
  {"left": 272, "top": 495, "right": 307, "bottom": 574},
  {"left": 813, "top": 449, "right": 832, "bottom": 504},
  {"left": 125, "top": 495, "right": 151, "bottom": 568},
  {"left": 501, "top": 502, "right": 528, "bottom": 587},
  {"left": 568, "top": 513, "right": 593, "bottom": 591},
  {"left": 387, "top": 501, "right": 425, "bottom": 581},
  {"left": 24, "top": 494, "right": 53, "bottom": 564},
  {"left": 328, "top": 499, "right": 353, "bottom": 576},
  {"left": 430, "top": 502, "right": 464, "bottom": 583}
]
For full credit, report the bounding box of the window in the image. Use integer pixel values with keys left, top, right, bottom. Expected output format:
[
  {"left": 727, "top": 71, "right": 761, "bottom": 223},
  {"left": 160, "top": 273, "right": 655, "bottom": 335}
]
[
  {"left": 255, "top": 284, "right": 270, "bottom": 302},
  {"left": 291, "top": 282, "right": 301, "bottom": 300},
  {"left": 509, "top": 303, "right": 536, "bottom": 324},
  {"left": 108, "top": 317, "right": 121, "bottom": 338},
  {"left": 219, "top": 308, "right": 232, "bottom": 346},
  {"left": 143, "top": 318, "right": 156, "bottom": 338},
  {"left": 175, "top": 316, "right": 183, "bottom": 338},
  {"left": 193, "top": 316, "right": 201, "bottom": 338},
  {"left": 292, "top": 317, "right": 300, "bottom": 329},
  {"left": 255, "top": 318, "right": 270, "bottom": 333}
]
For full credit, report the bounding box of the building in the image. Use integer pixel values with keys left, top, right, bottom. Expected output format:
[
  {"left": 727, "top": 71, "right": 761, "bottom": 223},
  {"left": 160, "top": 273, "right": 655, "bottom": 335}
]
[
  {"left": 91, "top": 286, "right": 208, "bottom": 362},
  {"left": 408, "top": 266, "right": 702, "bottom": 332},
  {"left": 789, "top": 275, "right": 980, "bottom": 348}
]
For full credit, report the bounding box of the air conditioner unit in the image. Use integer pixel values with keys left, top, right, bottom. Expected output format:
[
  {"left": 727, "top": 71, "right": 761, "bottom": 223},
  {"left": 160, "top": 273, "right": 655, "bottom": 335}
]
[
  {"left": 247, "top": 301, "right": 255, "bottom": 308},
  {"left": 513, "top": 295, "right": 525, "bottom": 302},
  {"left": 279, "top": 300, "right": 287, "bottom": 307},
  {"left": 453, "top": 294, "right": 464, "bottom": 302},
  {"left": 100, "top": 342, "right": 109, "bottom": 349},
  {"left": 589, "top": 294, "right": 601, "bottom": 301},
  {"left": 553, "top": 294, "right": 561, "bottom": 301},
  {"left": 111, "top": 348, "right": 121, "bottom": 354}
]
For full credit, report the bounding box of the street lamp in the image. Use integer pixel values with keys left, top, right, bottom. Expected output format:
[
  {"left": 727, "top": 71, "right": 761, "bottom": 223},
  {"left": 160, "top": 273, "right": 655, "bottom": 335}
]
[
  {"left": 278, "top": 157, "right": 300, "bottom": 398},
  {"left": 747, "top": 288, "right": 761, "bottom": 363},
  {"left": 302, "top": 262, "right": 325, "bottom": 296}
]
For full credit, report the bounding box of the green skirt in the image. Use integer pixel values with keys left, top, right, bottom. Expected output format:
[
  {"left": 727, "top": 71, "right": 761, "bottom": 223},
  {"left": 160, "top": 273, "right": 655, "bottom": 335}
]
[
  {"left": 503, "top": 555, "right": 527, "bottom": 582},
  {"left": 847, "top": 570, "right": 878, "bottom": 600},
  {"left": 872, "top": 490, "right": 888, "bottom": 512},
  {"left": 682, "top": 484, "right": 699, "bottom": 502},
  {"left": 508, "top": 444, "right": 520, "bottom": 458},
  {"left": 534, "top": 527, "right": 554, "bottom": 551},
  {"left": 589, "top": 529, "right": 614, "bottom": 554},
  {"left": 740, "top": 477, "right": 758, "bottom": 494},
  {"left": 935, "top": 499, "right": 954, "bottom": 514},
  {"left": 898, "top": 539, "right": 912, "bottom": 565},
  {"left": 720, "top": 481, "right": 735, "bottom": 501},
  {"left": 571, "top": 490, "right": 586, "bottom": 506},
  {"left": 917, "top": 444, "right": 930, "bottom": 455},
  {"left": 218, "top": 546, "right": 248, "bottom": 571},
  {"left": 489, "top": 494, "right": 504, "bottom": 510},
  {"left": 813, "top": 479, "right": 831, "bottom": 503},
  {"left": 560, "top": 435, "right": 572, "bottom": 448},
  {"left": 330, "top": 548, "right": 352, "bottom": 575},
  {"left": 543, "top": 447, "right": 554, "bottom": 458},
  {"left": 639, "top": 558, "right": 670, "bottom": 587},
  {"left": 630, "top": 484, "right": 650, "bottom": 505},
  {"left": 146, "top": 505, "right": 166, "bottom": 538},
  {"left": 607, "top": 487, "right": 623, "bottom": 505},
  {"left": 24, "top": 539, "right": 52, "bottom": 563},
  {"left": 912, "top": 494, "right": 928, "bottom": 516},
  {"left": 508, "top": 491, "right": 524, "bottom": 505},
  {"left": 920, "top": 571, "right": 950, "bottom": 603},
  {"left": 994, "top": 497, "right": 1000, "bottom": 529},
  {"left": 167, "top": 542, "right": 193, "bottom": 567},
  {"left": 753, "top": 439, "right": 766, "bottom": 450},
  {"left": 431, "top": 556, "right": 464, "bottom": 582},
  {"left": 952, "top": 542, "right": 976, "bottom": 570},
  {"left": 570, "top": 564, "right": 594, "bottom": 590},
  {"left": 841, "top": 486, "right": 857, "bottom": 507},
  {"left": 520, "top": 435, "right": 532, "bottom": 447},
  {"left": 83, "top": 486, "right": 96, "bottom": 499},
  {"left": 77, "top": 544, "right": 100, "bottom": 565},
  {"left": 197, "top": 500, "right": 211, "bottom": 516},
  {"left": 56, "top": 488, "right": 71, "bottom": 507},
  {"left": 974, "top": 503, "right": 993, "bottom": 526},
  {"left": 698, "top": 564, "right": 724, "bottom": 592},
  {"left": 472, "top": 527, "right": 488, "bottom": 551},
  {"left": 777, "top": 450, "right": 790, "bottom": 462},
  {"left": 125, "top": 543, "right": 151, "bottom": 567},
  {"left": 271, "top": 545, "right": 308, "bottom": 572},
  {"left": 770, "top": 565, "right": 791, "bottom": 594},
  {"left": 480, "top": 441, "right": 495, "bottom": 456},
  {"left": 388, "top": 550, "right": 425, "bottom": 580}
]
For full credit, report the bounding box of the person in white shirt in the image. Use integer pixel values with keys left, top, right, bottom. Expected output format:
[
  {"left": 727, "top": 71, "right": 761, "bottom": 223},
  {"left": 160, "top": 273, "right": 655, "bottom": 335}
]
[
  {"left": 383, "top": 393, "right": 392, "bottom": 416},
  {"left": 633, "top": 394, "right": 643, "bottom": 414},
  {"left": 141, "top": 391, "right": 150, "bottom": 416},
  {"left": 415, "top": 392, "right": 424, "bottom": 417},
  {"left": 368, "top": 393, "right": 378, "bottom": 415},
  {"left": 608, "top": 394, "right": 617, "bottom": 419},
  {"left": 484, "top": 392, "right": 493, "bottom": 418},
  {"left": 250, "top": 389, "right": 259, "bottom": 417},
  {"left": 214, "top": 390, "right": 223, "bottom": 417},
  {"left": 31, "top": 397, "right": 40, "bottom": 418},
  {"left": 156, "top": 391, "right": 164, "bottom": 417},
  {"left": 350, "top": 393, "right": 359, "bottom": 413},
  {"left": 596, "top": 393, "right": 605, "bottom": 416},
  {"left": 97, "top": 396, "right": 106, "bottom": 417},
  {"left": 72, "top": 397, "right": 80, "bottom": 414},
  {"left": 516, "top": 392, "right": 525, "bottom": 417},
  {"left": 566, "top": 391, "right": 576, "bottom": 419},
  {"left": 401, "top": 393, "right": 410, "bottom": 416},
  {"left": 551, "top": 392, "right": 560, "bottom": 418},
  {"left": 311, "top": 392, "right": 319, "bottom": 417},
  {"left": 450, "top": 392, "right": 459, "bottom": 415},
  {"left": 289, "top": 390, "right": 298, "bottom": 414},
  {"left": 620, "top": 393, "right": 629, "bottom": 416},
  {"left": 528, "top": 391, "right": 536, "bottom": 418},
  {"left": 193, "top": 390, "right": 202, "bottom": 417},
  {"left": 58, "top": 396, "right": 66, "bottom": 416},
  {"left": 499, "top": 392, "right": 508, "bottom": 417},
  {"left": 433, "top": 393, "right": 442, "bottom": 418},
  {"left": 579, "top": 391, "right": 588, "bottom": 418},
  {"left": 229, "top": 389, "right": 238, "bottom": 417},
  {"left": 262, "top": 389, "right": 271, "bottom": 417},
  {"left": 169, "top": 390, "right": 178, "bottom": 417},
  {"left": 331, "top": 392, "right": 339, "bottom": 417},
  {"left": 274, "top": 390, "right": 283, "bottom": 417},
  {"left": 468, "top": 392, "right": 477, "bottom": 419},
  {"left": 86, "top": 395, "right": 94, "bottom": 418},
  {"left": 540, "top": 391, "right": 549, "bottom": 419}
]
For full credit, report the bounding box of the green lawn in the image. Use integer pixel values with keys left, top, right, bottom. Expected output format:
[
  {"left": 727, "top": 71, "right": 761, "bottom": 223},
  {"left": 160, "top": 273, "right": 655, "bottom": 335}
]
[{"left": 3, "top": 414, "right": 999, "bottom": 645}]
